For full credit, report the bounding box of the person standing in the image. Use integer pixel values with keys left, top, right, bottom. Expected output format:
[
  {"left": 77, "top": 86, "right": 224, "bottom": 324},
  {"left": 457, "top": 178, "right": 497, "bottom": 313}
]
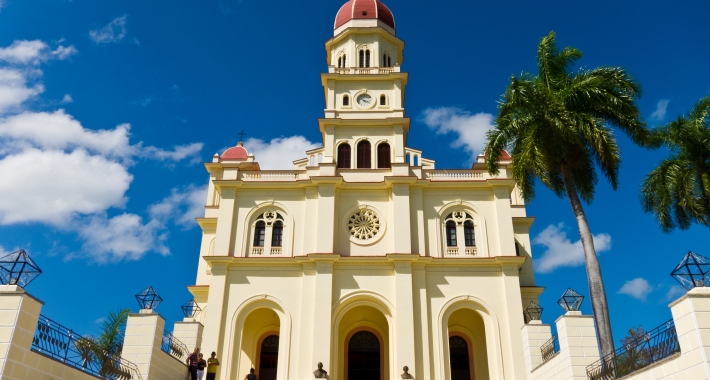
[
  {"left": 186, "top": 347, "right": 200, "bottom": 380},
  {"left": 197, "top": 353, "right": 207, "bottom": 380},
  {"left": 206, "top": 352, "right": 220, "bottom": 380},
  {"left": 244, "top": 368, "right": 256, "bottom": 380}
]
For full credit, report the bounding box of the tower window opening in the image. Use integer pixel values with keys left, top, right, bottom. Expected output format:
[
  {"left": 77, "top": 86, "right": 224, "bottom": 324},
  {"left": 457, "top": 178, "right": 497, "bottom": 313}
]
[
  {"left": 377, "top": 143, "right": 391, "bottom": 169},
  {"left": 464, "top": 220, "right": 476, "bottom": 246},
  {"left": 380, "top": 95, "right": 386, "bottom": 106},
  {"left": 338, "top": 57, "right": 342, "bottom": 68},
  {"left": 388, "top": 55, "right": 391, "bottom": 67},
  {"left": 365, "top": 50, "right": 371, "bottom": 67},
  {"left": 272, "top": 221, "right": 283, "bottom": 247},
  {"left": 446, "top": 221, "right": 457, "bottom": 247},
  {"left": 357, "top": 140, "right": 371, "bottom": 168},
  {"left": 337, "top": 143, "right": 351, "bottom": 168},
  {"left": 359, "top": 50, "right": 364, "bottom": 67},
  {"left": 413, "top": 155, "right": 419, "bottom": 166},
  {"left": 383, "top": 53, "right": 387, "bottom": 67},
  {"left": 343, "top": 54, "right": 346, "bottom": 67},
  {"left": 253, "top": 221, "right": 266, "bottom": 247},
  {"left": 343, "top": 94, "right": 349, "bottom": 106}
]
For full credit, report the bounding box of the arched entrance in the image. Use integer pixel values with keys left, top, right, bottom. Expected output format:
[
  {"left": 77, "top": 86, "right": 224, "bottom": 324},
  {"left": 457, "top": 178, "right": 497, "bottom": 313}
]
[
  {"left": 347, "top": 331, "right": 380, "bottom": 380},
  {"left": 258, "top": 335, "right": 279, "bottom": 380},
  {"left": 449, "top": 336, "right": 472, "bottom": 380}
]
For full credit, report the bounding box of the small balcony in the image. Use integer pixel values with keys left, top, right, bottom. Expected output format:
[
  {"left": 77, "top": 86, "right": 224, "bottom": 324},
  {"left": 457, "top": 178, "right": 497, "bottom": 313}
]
[{"left": 329, "top": 66, "right": 401, "bottom": 75}]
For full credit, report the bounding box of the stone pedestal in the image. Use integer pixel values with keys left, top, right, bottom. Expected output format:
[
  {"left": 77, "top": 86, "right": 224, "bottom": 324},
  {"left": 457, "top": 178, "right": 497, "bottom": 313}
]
[
  {"left": 520, "top": 320, "right": 552, "bottom": 373},
  {"left": 173, "top": 318, "right": 204, "bottom": 353},
  {"left": 0, "top": 285, "right": 43, "bottom": 378}
]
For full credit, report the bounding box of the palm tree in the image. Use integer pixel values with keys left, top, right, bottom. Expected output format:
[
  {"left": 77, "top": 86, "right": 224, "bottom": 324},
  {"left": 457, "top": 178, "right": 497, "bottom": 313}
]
[
  {"left": 641, "top": 94, "right": 710, "bottom": 231},
  {"left": 484, "top": 31, "right": 647, "bottom": 359},
  {"left": 95, "top": 308, "right": 130, "bottom": 376}
]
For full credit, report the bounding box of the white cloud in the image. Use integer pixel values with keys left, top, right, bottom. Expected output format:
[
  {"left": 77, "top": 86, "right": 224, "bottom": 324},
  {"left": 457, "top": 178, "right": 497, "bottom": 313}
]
[
  {"left": 76, "top": 213, "right": 168, "bottom": 263},
  {"left": 420, "top": 107, "right": 495, "bottom": 162},
  {"left": 0, "top": 40, "right": 77, "bottom": 65},
  {"left": 533, "top": 223, "right": 612, "bottom": 273},
  {"left": 618, "top": 278, "right": 653, "bottom": 302},
  {"left": 651, "top": 99, "right": 670, "bottom": 121},
  {"left": 0, "top": 68, "right": 44, "bottom": 113},
  {"left": 90, "top": 16, "right": 127, "bottom": 44},
  {"left": 0, "top": 148, "right": 132, "bottom": 226},
  {"left": 664, "top": 285, "right": 686, "bottom": 302},
  {"left": 60, "top": 94, "right": 73, "bottom": 104},
  {"left": 139, "top": 143, "right": 204, "bottom": 163},
  {"left": 245, "top": 136, "right": 320, "bottom": 170},
  {"left": 149, "top": 185, "right": 207, "bottom": 228}
]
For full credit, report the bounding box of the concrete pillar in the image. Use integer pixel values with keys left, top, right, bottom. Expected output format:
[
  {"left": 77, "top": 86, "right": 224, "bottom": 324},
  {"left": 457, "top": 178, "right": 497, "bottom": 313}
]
[
  {"left": 173, "top": 319, "right": 204, "bottom": 355},
  {"left": 669, "top": 287, "right": 710, "bottom": 377},
  {"left": 520, "top": 320, "right": 552, "bottom": 373},
  {"left": 556, "top": 311, "right": 600, "bottom": 379},
  {"left": 0, "top": 285, "right": 43, "bottom": 378},
  {"left": 393, "top": 259, "right": 416, "bottom": 379}
]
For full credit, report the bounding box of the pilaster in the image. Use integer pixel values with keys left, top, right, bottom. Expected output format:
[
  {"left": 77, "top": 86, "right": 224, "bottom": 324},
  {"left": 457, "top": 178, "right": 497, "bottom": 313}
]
[
  {"left": 202, "top": 262, "right": 229, "bottom": 372},
  {"left": 214, "top": 187, "right": 237, "bottom": 256},
  {"left": 392, "top": 183, "right": 412, "bottom": 253},
  {"left": 412, "top": 263, "right": 432, "bottom": 380},
  {"left": 493, "top": 185, "right": 516, "bottom": 256},
  {"left": 392, "top": 259, "right": 416, "bottom": 379},
  {"left": 311, "top": 257, "right": 336, "bottom": 373},
  {"left": 497, "top": 259, "right": 527, "bottom": 378},
  {"left": 315, "top": 184, "right": 336, "bottom": 253},
  {"left": 410, "top": 187, "right": 426, "bottom": 255}
]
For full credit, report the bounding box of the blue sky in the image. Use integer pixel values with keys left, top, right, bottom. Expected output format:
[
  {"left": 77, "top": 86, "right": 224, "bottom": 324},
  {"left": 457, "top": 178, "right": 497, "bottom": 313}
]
[{"left": 0, "top": 0, "right": 708, "bottom": 344}]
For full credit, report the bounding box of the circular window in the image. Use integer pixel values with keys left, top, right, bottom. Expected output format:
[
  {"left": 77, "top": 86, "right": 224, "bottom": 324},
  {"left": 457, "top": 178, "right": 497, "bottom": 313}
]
[{"left": 344, "top": 206, "right": 386, "bottom": 245}]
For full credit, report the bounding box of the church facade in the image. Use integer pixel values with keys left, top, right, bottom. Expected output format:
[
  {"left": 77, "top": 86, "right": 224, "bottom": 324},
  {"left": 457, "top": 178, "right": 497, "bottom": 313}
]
[{"left": 189, "top": 1, "right": 542, "bottom": 379}]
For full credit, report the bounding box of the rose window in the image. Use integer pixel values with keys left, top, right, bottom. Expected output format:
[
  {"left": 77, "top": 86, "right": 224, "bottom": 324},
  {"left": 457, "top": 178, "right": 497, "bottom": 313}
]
[{"left": 347, "top": 209, "right": 381, "bottom": 241}]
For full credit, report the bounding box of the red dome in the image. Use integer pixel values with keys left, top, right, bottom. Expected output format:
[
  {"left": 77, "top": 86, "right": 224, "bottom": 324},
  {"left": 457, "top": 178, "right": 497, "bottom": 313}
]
[
  {"left": 221, "top": 144, "right": 248, "bottom": 159},
  {"left": 335, "top": 0, "right": 395, "bottom": 30}
]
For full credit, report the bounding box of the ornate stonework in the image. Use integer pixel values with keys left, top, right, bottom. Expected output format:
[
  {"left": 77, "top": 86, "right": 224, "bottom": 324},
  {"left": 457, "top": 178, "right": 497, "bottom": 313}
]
[{"left": 347, "top": 208, "right": 381, "bottom": 241}]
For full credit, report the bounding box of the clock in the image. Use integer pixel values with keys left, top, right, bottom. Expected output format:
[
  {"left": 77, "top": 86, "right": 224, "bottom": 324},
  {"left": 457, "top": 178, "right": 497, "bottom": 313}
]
[{"left": 357, "top": 94, "right": 372, "bottom": 107}]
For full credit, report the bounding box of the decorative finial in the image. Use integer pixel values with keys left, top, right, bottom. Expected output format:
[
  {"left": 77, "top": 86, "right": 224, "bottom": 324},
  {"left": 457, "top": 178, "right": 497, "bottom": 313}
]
[
  {"left": 135, "top": 286, "right": 163, "bottom": 310},
  {"left": 557, "top": 288, "right": 584, "bottom": 312},
  {"left": 0, "top": 249, "right": 42, "bottom": 288},
  {"left": 181, "top": 299, "right": 202, "bottom": 318},
  {"left": 523, "top": 301, "right": 543, "bottom": 323},
  {"left": 671, "top": 251, "right": 710, "bottom": 290}
]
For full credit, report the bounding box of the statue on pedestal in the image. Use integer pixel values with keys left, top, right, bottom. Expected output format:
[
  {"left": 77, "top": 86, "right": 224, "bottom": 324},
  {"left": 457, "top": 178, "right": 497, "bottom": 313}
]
[
  {"left": 401, "top": 366, "right": 413, "bottom": 379},
  {"left": 313, "top": 362, "right": 327, "bottom": 378}
]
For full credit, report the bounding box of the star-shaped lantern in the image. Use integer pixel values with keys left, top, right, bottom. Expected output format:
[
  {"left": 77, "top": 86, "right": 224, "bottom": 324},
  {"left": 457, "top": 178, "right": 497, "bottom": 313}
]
[
  {"left": 524, "top": 301, "right": 543, "bottom": 323},
  {"left": 0, "top": 249, "right": 42, "bottom": 288},
  {"left": 557, "top": 288, "right": 584, "bottom": 312},
  {"left": 135, "top": 286, "right": 163, "bottom": 310},
  {"left": 671, "top": 251, "right": 710, "bottom": 290},
  {"left": 181, "top": 299, "right": 202, "bottom": 318}
]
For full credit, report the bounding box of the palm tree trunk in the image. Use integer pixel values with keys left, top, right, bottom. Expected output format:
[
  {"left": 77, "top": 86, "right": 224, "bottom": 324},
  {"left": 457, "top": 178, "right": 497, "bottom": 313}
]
[{"left": 560, "top": 163, "right": 615, "bottom": 360}]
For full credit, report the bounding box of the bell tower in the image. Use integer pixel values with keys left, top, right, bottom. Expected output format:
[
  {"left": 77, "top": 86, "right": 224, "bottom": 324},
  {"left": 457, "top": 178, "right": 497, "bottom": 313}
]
[{"left": 319, "top": 0, "right": 411, "bottom": 167}]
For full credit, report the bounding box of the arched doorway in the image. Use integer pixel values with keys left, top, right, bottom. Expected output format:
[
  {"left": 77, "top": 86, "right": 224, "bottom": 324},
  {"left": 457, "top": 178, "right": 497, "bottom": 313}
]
[
  {"left": 258, "top": 335, "right": 279, "bottom": 380},
  {"left": 347, "top": 331, "right": 380, "bottom": 380},
  {"left": 449, "top": 336, "right": 472, "bottom": 380}
]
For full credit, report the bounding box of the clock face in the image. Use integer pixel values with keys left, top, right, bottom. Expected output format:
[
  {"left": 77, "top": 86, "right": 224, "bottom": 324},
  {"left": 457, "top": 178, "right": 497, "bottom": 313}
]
[{"left": 357, "top": 94, "right": 372, "bottom": 107}]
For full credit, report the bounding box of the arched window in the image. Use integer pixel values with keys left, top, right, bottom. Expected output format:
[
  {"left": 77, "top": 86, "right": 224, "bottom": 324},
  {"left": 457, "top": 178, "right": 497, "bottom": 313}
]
[
  {"left": 343, "top": 54, "right": 346, "bottom": 67},
  {"left": 464, "top": 220, "right": 475, "bottom": 246},
  {"left": 365, "top": 50, "right": 371, "bottom": 67},
  {"left": 348, "top": 331, "right": 380, "bottom": 380},
  {"left": 343, "top": 94, "right": 349, "bottom": 106},
  {"left": 253, "top": 221, "right": 266, "bottom": 247},
  {"left": 383, "top": 53, "right": 387, "bottom": 67},
  {"left": 449, "top": 336, "right": 471, "bottom": 380},
  {"left": 359, "top": 50, "right": 364, "bottom": 67},
  {"left": 357, "top": 140, "right": 371, "bottom": 169},
  {"left": 337, "top": 143, "right": 351, "bottom": 168},
  {"left": 446, "top": 221, "right": 457, "bottom": 247},
  {"left": 388, "top": 55, "right": 391, "bottom": 67},
  {"left": 338, "top": 56, "right": 341, "bottom": 68},
  {"left": 272, "top": 221, "right": 283, "bottom": 247},
  {"left": 377, "top": 143, "right": 391, "bottom": 169},
  {"left": 259, "top": 335, "right": 279, "bottom": 380},
  {"left": 380, "top": 94, "right": 386, "bottom": 106},
  {"left": 251, "top": 212, "right": 286, "bottom": 256}
]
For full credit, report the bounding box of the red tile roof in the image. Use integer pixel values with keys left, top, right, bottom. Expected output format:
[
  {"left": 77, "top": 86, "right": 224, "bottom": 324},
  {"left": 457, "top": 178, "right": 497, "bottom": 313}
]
[{"left": 335, "top": 0, "right": 395, "bottom": 29}]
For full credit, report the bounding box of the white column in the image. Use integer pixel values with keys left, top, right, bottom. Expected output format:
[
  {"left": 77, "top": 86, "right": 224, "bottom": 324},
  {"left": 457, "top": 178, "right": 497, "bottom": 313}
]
[
  {"left": 214, "top": 187, "right": 237, "bottom": 256},
  {"left": 393, "top": 259, "right": 417, "bottom": 379},
  {"left": 392, "top": 183, "right": 412, "bottom": 253},
  {"left": 311, "top": 258, "right": 336, "bottom": 373},
  {"left": 492, "top": 185, "right": 516, "bottom": 256},
  {"left": 315, "top": 184, "right": 336, "bottom": 253}
]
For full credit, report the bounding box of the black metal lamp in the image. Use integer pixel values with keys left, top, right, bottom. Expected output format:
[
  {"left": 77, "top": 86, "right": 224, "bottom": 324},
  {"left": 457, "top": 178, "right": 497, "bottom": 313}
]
[
  {"left": 524, "top": 301, "right": 543, "bottom": 323},
  {"left": 135, "top": 286, "right": 163, "bottom": 310},
  {"left": 0, "top": 249, "right": 42, "bottom": 288},
  {"left": 181, "top": 299, "right": 202, "bottom": 318},
  {"left": 671, "top": 251, "right": 710, "bottom": 290},
  {"left": 557, "top": 288, "right": 584, "bottom": 312}
]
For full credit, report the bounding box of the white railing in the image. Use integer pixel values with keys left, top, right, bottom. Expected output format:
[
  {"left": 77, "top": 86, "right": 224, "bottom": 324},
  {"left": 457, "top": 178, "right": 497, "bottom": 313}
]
[
  {"left": 270, "top": 248, "right": 282, "bottom": 255},
  {"left": 446, "top": 247, "right": 459, "bottom": 255},
  {"left": 252, "top": 247, "right": 263, "bottom": 256},
  {"left": 465, "top": 247, "right": 477, "bottom": 256},
  {"left": 332, "top": 67, "right": 399, "bottom": 75},
  {"left": 241, "top": 171, "right": 304, "bottom": 181},
  {"left": 426, "top": 170, "right": 486, "bottom": 180}
]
